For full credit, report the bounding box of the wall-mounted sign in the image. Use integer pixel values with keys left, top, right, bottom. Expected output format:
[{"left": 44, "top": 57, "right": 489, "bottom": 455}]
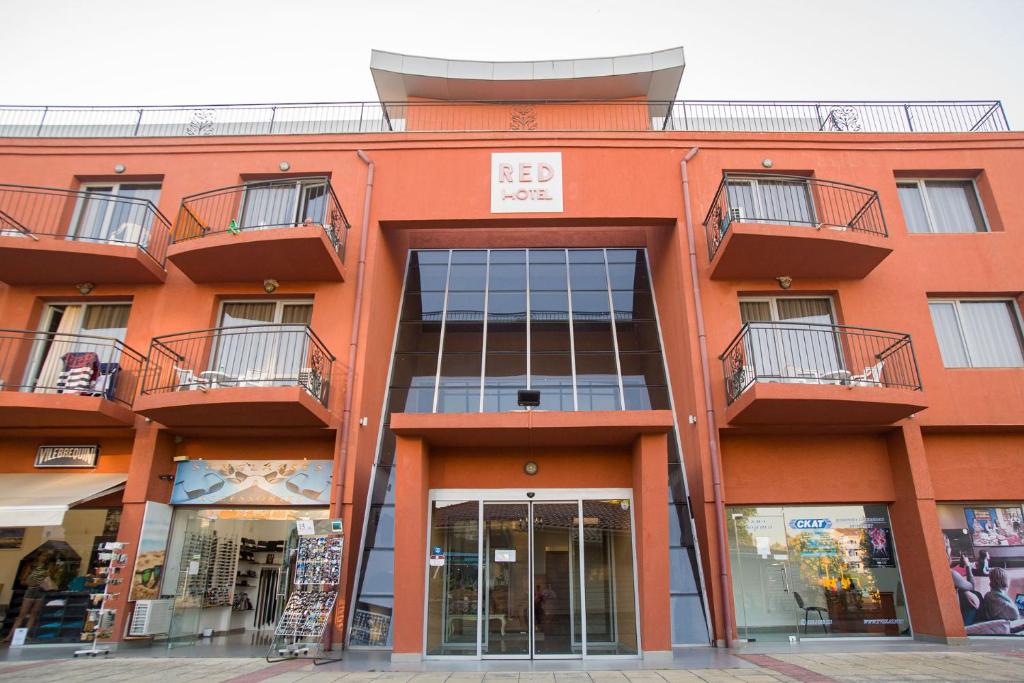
[
  {"left": 491, "top": 152, "right": 563, "bottom": 213},
  {"left": 789, "top": 518, "right": 833, "bottom": 530},
  {"left": 494, "top": 549, "right": 517, "bottom": 563},
  {"left": 35, "top": 445, "right": 99, "bottom": 468},
  {"left": 170, "top": 460, "right": 332, "bottom": 506}
]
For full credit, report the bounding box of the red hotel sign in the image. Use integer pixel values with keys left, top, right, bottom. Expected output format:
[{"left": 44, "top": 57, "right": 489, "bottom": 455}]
[{"left": 490, "top": 152, "right": 564, "bottom": 213}]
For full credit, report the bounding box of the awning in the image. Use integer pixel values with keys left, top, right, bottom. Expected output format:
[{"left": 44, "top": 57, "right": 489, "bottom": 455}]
[{"left": 0, "top": 473, "right": 127, "bottom": 527}]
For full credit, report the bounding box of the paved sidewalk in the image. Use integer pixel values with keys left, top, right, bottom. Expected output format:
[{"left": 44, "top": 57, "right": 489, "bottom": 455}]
[{"left": 2, "top": 650, "right": 1024, "bottom": 683}]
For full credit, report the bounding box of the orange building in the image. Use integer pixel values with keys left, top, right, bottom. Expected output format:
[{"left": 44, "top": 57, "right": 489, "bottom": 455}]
[{"left": 0, "top": 48, "right": 1022, "bottom": 660}]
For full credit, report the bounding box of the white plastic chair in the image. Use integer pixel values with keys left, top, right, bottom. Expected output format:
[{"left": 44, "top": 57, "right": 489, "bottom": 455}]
[{"left": 851, "top": 360, "right": 886, "bottom": 387}]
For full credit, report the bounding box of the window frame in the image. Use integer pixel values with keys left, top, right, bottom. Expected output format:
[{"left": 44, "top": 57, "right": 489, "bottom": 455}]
[
  {"left": 928, "top": 297, "right": 1024, "bottom": 368},
  {"left": 737, "top": 295, "right": 836, "bottom": 324},
  {"left": 238, "top": 178, "right": 329, "bottom": 229},
  {"left": 69, "top": 181, "right": 162, "bottom": 242},
  {"left": 725, "top": 175, "right": 818, "bottom": 226},
  {"left": 896, "top": 177, "right": 990, "bottom": 234},
  {"left": 25, "top": 301, "right": 133, "bottom": 387}
]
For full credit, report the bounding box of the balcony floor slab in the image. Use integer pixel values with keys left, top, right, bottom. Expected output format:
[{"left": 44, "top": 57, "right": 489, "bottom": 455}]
[
  {"left": 134, "top": 385, "right": 332, "bottom": 428},
  {"left": 709, "top": 222, "right": 891, "bottom": 280},
  {"left": 725, "top": 381, "right": 927, "bottom": 426},
  {"left": 167, "top": 225, "right": 345, "bottom": 282},
  {"left": 0, "top": 236, "right": 166, "bottom": 284},
  {"left": 0, "top": 393, "right": 137, "bottom": 428}
]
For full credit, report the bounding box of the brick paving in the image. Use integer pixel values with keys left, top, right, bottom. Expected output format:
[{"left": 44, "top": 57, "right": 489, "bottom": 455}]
[{"left": 2, "top": 651, "right": 1024, "bottom": 682}]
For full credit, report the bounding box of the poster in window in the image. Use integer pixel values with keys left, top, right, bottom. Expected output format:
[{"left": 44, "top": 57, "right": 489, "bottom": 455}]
[
  {"left": 964, "top": 507, "right": 1024, "bottom": 547},
  {"left": 0, "top": 528, "right": 25, "bottom": 549},
  {"left": 865, "top": 526, "right": 895, "bottom": 568}
]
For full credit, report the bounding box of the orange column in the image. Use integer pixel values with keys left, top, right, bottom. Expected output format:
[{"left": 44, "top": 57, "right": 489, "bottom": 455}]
[
  {"left": 108, "top": 423, "right": 176, "bottom": 643},
  {"left": 391, "top": 434, "right": 429, "bottom": 660},
  {"left": 887, "top": 422, "right": 967, "bottom": 643},
  {"left": 632, "top": 431, "right": 672, "bottom": 658}
]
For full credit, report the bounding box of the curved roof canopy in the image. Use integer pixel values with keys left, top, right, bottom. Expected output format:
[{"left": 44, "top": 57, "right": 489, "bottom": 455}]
[{"left": 370, "top": 47, "right": 685, "bottom": 102}]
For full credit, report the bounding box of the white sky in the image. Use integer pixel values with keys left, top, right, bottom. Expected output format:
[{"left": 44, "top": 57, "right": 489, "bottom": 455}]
[{"left": 0, "top": 0, "right": 1021, "bottom": 124}]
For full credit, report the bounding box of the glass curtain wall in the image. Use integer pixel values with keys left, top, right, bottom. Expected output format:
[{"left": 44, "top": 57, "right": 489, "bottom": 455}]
[{"left": 348, "top": 249, "right": 708, "bottom": 647}]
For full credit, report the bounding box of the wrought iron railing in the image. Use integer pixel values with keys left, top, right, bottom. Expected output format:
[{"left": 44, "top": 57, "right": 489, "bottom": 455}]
[
  {"left": 174, "top": 177, "right": 349, "bottom": 262},
  {"left": 0, "top": 329, "right": 145, "bottom": 406},
  {"left": 141, "top": 324, "right": 334, "bottom": 406},
  {"left": 703, "top": 173, "right": 887, "bottom": 260},
  {"left": 719, "top": 322, "right": 922, "bottom": 404},
  {"left": 0, "top": 100, "right": 1008, "bottom": 137},
  {"left": 0, "top": 184, "right": 172, "bottom": 266}
]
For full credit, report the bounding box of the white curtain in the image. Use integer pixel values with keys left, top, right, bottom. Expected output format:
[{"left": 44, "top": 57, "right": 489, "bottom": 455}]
[
  {"left": 898, "top": 184, "right": 930, "bottom": 233},
  {"left": 739, "top": 299, "right": 837, "bottom": 379},
  {"left": 929, "top": 303, "right": 970, "bottom": 367},
  {"left": 240, "top": 184, "right": 298, "bottom": 230},
  {"left": 759, "top": 179, "right": 814, "bottom": 225},
  {"left": 959, "top": 302, "right": 1024, "bottom": 367},
  {"left": 33, "top": 306, "right": 83, "bottom": 393},
  {"left": 926, "top": 181, "right": 985, "bottom": 233}
]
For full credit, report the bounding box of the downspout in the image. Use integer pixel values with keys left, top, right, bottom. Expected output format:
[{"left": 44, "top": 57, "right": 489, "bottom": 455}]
[
  {"left": 328, "top": 149, "right": 374, "bottom": 649},
  {"left": 680, "top": 147, "right": 734, "bottom": 648}
]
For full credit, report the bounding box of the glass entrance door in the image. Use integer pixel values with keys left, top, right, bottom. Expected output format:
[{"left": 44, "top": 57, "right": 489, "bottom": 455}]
[{"left": 426, "top": 492, "right": 637, "bottom": 659}]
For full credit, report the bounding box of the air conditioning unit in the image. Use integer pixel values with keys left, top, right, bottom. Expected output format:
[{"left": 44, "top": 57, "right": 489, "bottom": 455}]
[
  {"left": 129, "top": 599, "right": 174, "bottom": 636},
  {"left": 728, "top": 207, "right": 745, "bottom": 222}
]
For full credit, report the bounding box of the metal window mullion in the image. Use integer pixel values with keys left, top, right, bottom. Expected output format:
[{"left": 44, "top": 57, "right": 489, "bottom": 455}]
[
  {"left": 476, "top": 499, "right": 484, "bottom": 657},
  {"left": 951, "top": 300, "right": 976, "bottom": 368},
  {"left": 525, "top": 253, "right": 531, "bottom": 394},
  {"left": 577, "top": 498, "right": 588, "bottom": 657},
  {"left": 527, "top": 501, "right": 535, "bottom": 657},
  {"left": 917, "top": 179, "right": 941, "bottom": 234},
  {"left": 565, "top": 249, "right": 578, "bottom": 411},
  {"left": 479, "top": 252, "right": 490, "bottom": 413},
  {"left": 604, "top": 250, "right": 626, "bottom": 410},
  {"left": 432, "top": 250, "right": 453, "bottom": 413}
]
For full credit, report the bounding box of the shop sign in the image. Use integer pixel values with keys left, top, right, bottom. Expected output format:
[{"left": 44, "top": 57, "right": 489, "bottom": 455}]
[
  {"left": 170, "top": 459, "right": 332, "bottom": 506},
  {"left": 34, "top": 444, "right": 99, "bottom": 468},
  {"left": 490, "top": 152, "right": 563, "bottom": 213},
  {"left": 789, "top": 518, "right": 832, "bottom": 530}
]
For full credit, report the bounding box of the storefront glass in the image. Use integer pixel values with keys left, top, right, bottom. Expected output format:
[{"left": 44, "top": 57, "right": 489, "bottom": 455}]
[
  {"left": 0, "top": 507, "right": 122, "bottom": 644},
  {"left": 938, "top": 502, "right": 1024, "bottom": 636},
  {"left": 727, "top": 504, "right": 908, "bottom": 640}
]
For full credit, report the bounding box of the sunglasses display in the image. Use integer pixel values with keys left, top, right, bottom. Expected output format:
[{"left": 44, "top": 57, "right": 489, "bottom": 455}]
[
  {"left": 294, "top": 535, "right": 343, "bottom": 586},
  {"left": 274, "top": 590, "right": 338, "bottom": 639}
]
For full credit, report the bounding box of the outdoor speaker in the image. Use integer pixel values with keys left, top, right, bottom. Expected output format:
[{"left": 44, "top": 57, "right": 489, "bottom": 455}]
[{"left": 517, "top": 389, "right": 541, "bottom": 407}]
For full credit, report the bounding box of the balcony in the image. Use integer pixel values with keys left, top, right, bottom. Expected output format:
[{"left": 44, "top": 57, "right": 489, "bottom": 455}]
[
  {"left": 720, "top": 322, "right": 927, "bottom": 426},
  {"left": 703, "top": 174, "right": 892, "bottom": 280},
  {"left": 135, "top": 324, "right": 334, "bottom": 429},
  {"left": 0, "top": 330, "right": 144, "bottom": 427},
  {"left": 169, "top": 177, "right": 349, "bottom": 283},
  {"left": 0, "top": 184, "right": 170, "bottom": 284}
]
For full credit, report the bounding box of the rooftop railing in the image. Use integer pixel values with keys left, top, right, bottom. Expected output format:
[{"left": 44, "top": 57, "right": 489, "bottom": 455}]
[
  {"left": 141, "top": 324, "right": 334, "bottom": 406},
  {"left": 720, "top": 321, "right": 922, "bottom": 405},
  {"left": 0, "top": 184, "right": 172, "bottom": 266},
  {"left": 174, "top": 176, "right": 349, "bottom": 262},
  {"left": 0, "top": 329, "right": 146, "bottom": 406},
  {"left": 703, "top": 173, "right": 887, "bottom": 260},
  {"left": 0, "top": 100, "right": 1009, "bottom": 138}
]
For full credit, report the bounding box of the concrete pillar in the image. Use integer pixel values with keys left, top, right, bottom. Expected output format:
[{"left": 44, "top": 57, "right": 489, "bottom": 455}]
[
  {"left": 391, "top": 435, "right": 429, "bottom": 660},
  {"left": 632, "top": 431, "right": 673, "bottom": 658},
  {"left": 108, "top": 424, "right": 176, "bottom": 643},
  {"left": 887, "top": 422, "right": 967, "bottom": 643}
]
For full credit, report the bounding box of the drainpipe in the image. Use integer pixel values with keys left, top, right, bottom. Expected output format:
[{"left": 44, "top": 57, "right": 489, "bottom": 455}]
[
  {"left": 328, "top": 149, "right": 373, "bottom": 649},
  {"left": 680, "top": 147, "right": 734, "bottom": 648}
]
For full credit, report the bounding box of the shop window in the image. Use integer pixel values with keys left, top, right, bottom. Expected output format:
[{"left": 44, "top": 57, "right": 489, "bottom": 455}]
[
  {"left": 937, "top": 503, "right": 1024, "bottom": 636},
  {"left": 897, "top": 179, "right": 988, "bottom": 233},
  {"left": 929, "top": 299, "right": 1024, "bottom": 368},
  {"left": 727, "top": 504, "right": 909, "bottom": 640}
]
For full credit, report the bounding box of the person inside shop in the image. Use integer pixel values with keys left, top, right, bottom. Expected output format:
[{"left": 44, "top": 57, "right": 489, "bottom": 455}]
[
  {"left": 3, "top": 552, "right": 57, "bottom": 642},
  {"left": 946, "top": 536, "right": 981, "bottom": 625},
  {"left": 977, "top": 567, "right": 1021, "bottom": 623},
  {"left": 975, "top": 550, "right": 993, "bottom": 577}
]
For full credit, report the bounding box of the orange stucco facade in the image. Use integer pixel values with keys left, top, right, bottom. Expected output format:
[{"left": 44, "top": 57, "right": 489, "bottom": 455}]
[{"left": 1, "top": 102, "right": 1023, "bottom": 657}]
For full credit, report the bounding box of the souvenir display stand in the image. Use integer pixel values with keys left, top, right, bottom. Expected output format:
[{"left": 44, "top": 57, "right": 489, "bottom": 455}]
[
  {"left": 266, "top": 531, "right": 343, "bottom": 664},
  {"left": 74, "top": 541, "right": 128, "bottom": 658}
]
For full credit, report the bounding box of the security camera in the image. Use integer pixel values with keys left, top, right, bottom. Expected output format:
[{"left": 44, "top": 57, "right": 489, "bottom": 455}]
[{"left": 526, "top": 492, "right": 535, "bottom": 499}]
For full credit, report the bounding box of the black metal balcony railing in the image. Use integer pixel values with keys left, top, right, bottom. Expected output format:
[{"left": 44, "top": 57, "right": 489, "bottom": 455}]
[
  {"left": 174, "top": 177, "right": 349, "bottom": 262},
  {"left": 0, "top": 100, "right": 1009, "bottom": 137},
  {"left": 0, "top": 330, "right": 145, "bottom": 406},
  {"left": 141, "top": 324, "right": 334, "bottom": 406},
  {"left": 719, "top": 322, "right": 922, "bottom": 405},
  {"left": 703, "top": 173, "right": 887, "bottom": 260},
  {"left": 0, "top": 184, "right": 172, "bottom": 265}
]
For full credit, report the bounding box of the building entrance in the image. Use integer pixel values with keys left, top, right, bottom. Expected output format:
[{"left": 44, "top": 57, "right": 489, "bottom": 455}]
[{"left": 425, "top": 490, "right": 639, "bottom": 659}]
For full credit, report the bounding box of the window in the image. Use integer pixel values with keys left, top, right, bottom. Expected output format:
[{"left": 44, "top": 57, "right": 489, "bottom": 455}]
[
  {"left": 897, "top": 179, "right": 987, "bottom": 233},
  {"left": 211, "top": 300, "right": 314, "bottom": 384},
  {"left": 929, "top": 299, "right": 1024, "bottom": 368},
  {"left": 239, "top": 178, "right": 329, "bottom": 230},
  {"left": 738, "top": 297, "right": 841, "bottom": 379},
  {"left": 71, "top": 183, "right": 161, "bottom": 246},
  {"left": 26, "top": 303, "right": 131, "bottom": 395},
  {"left": 726, "top": 176, "right": 815, "bottom": 225}
]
